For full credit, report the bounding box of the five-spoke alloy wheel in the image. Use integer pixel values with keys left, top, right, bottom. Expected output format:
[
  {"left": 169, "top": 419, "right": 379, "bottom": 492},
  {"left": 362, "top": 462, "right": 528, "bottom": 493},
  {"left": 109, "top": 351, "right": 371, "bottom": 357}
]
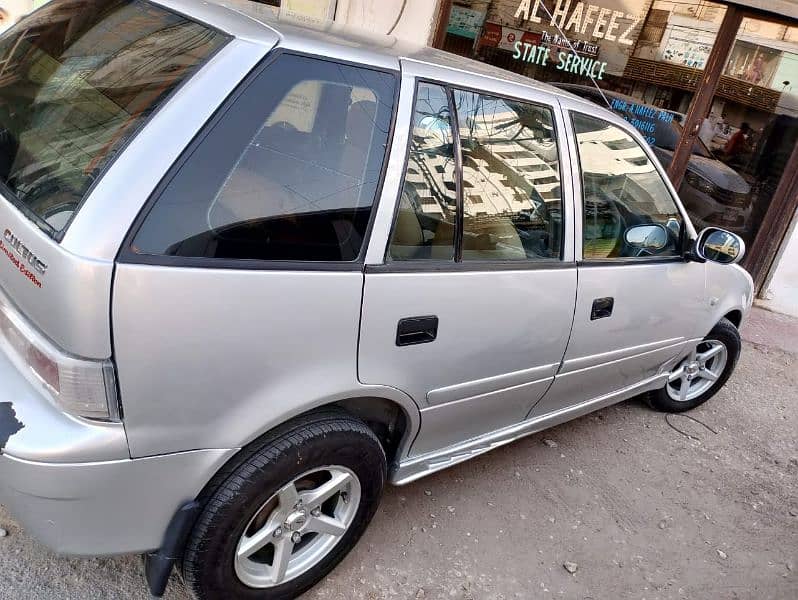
[
  {"left": 649, "top": 317, "right": 741, "bottom": 413},
  {"left": 666, "top": 340, "right": 727, "bottom": 403},
  {"left": 234, "top": 467, "right": 361, "bottom": 588},
  {"left": 182, "top": 410, "right": 386, "bottom": 600}
]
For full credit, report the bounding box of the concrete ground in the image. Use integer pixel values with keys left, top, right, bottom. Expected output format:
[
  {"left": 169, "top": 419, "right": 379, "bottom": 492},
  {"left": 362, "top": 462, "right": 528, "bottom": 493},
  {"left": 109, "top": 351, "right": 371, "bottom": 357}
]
[{"left": 1, "top": 308, "right": 796, "bottom": 600}]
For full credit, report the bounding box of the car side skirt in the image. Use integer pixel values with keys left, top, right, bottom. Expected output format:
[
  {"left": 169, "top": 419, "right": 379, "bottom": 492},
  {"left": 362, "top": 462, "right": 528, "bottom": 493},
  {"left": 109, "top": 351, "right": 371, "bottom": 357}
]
[{"left": 390, "top": 371, "right": 669, "bottom": 485}]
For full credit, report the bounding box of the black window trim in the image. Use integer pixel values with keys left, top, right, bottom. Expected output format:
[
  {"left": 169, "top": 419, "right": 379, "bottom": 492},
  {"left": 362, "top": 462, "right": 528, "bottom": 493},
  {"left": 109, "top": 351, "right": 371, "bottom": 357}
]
[
  {"left": 118, "top": 48, "right": 401, "bottom": 272},
  {"left": 567, "top": 110, "right": 689, "bottom": 267},
  {"left": 0, "top": 0, "right": 233, "bottom": 242},
  {"left": 367, "top": 259, "right": 575, "bottom": 274},
  {"left": 381, "top": 76, "right": 568, "bottom": 272},
  {"left": 447, "top": 85, "right": 465, "bottom": 263}
]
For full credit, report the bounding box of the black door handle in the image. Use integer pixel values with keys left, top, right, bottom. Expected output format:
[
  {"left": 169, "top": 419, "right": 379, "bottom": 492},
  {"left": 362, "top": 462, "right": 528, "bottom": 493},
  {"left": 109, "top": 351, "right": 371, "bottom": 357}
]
[
  {"left": 396, "top": 316, "right": 439, "bottom": 346},
  {"left": 591, "top": 297, "right": 614, "bottom": 320}
]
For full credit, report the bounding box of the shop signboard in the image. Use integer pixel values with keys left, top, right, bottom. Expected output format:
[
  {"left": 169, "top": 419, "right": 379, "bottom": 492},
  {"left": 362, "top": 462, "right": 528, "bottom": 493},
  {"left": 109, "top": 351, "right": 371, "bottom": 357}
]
[
  {"left": 447, "top": 6, "right": 486, "bottom": 39},
  {"left": 513, "top": 0, "right": 642, "bottom": 46},
  {"left": 499, "top": 27, "right": 542, "bottom": 51},
  {"left": 479, "top": 22, "right": 541, "bottom": 51},
  {"left": 540, "top": 31, "right": 599, "bottom": 57},
  {"left": 662, "top": 25, "right": 713, "bottom": 69},
  {"left": 281, "top": 0, "right": 336, "bottom": 25},
  {"left": 478, "top": 22, "right": 503, "bottom": 48}
]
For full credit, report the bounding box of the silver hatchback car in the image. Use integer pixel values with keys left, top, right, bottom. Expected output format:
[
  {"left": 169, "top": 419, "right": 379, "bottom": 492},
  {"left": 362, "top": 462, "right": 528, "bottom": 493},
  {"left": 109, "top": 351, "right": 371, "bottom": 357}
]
[{"left": 0, "top": 1, "right": 753, "bottom": 598}]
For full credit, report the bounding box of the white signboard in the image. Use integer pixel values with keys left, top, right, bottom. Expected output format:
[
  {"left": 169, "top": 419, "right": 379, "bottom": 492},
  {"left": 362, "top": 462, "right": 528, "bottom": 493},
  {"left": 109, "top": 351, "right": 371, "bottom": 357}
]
[{"left": 281, "top": 0, "right": 336, "bottom": 25}]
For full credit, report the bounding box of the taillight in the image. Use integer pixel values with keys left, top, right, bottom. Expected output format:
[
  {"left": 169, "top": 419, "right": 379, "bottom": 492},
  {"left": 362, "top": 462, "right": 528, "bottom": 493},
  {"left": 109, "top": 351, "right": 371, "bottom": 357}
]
[{"left": 0, "top": 290, "right": 119, "bottom": 421}]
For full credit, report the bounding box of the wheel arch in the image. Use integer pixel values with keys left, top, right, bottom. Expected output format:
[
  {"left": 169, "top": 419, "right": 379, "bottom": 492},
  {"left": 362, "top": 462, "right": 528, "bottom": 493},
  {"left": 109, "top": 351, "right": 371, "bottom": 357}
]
[
  {"left": 723, "top": 309, "right": 743, "bottom": 329},
  {"left": 193, "top": 390, "right": 421, "bottom": 507},
  {"left": 331, "top": 396, "right": 415, "bottom": 466}
]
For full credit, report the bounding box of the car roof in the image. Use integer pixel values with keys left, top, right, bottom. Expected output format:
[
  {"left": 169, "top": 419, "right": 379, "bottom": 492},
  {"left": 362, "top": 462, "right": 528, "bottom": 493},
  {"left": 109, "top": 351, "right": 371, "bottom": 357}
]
[{"left": 154, "top": 0, "right": 572, "bottom": 100}]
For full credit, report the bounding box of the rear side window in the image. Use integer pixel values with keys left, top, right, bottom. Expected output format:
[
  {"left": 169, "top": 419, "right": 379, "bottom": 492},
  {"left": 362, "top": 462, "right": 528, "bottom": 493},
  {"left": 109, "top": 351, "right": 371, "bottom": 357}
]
[
  {"left": 0, "top": 0, "right": 228, "bottom": 235},
  {"left": 132, "top": 54, "right": 397, "bottom": 263},
  {"left": 388, "top": 83, "right": 457, "bottom": 261}
]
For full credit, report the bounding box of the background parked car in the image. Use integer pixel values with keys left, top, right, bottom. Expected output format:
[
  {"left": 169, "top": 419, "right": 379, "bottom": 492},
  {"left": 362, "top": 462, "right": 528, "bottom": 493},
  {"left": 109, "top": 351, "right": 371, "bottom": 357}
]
[{"left": 554, "top": 84, "right": 752, "bottom": 236}]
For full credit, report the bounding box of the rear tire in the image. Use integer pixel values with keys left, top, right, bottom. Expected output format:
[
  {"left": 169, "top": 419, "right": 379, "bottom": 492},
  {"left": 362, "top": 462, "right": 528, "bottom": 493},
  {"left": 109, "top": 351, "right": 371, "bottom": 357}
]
[
  {"left": 182, "top": 410, "right": 386, "bottom": 600},
  {"left": 649, "top": 318, "right": 741, "bottom": 413}
]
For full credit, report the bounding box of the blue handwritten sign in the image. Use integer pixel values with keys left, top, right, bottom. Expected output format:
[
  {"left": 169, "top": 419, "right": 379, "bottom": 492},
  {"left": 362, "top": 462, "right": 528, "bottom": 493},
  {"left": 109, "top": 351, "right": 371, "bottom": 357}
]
[{"left": 610, "top": 97, "right": 673, "bottom": 146}]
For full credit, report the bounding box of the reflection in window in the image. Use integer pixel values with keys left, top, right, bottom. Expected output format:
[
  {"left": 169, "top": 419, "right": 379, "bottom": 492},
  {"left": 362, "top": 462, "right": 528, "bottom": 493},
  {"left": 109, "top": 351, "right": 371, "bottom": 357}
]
[
  {"left": 388, "top": 83, "right": 456, "bottom": 260},
  {"left": 572, "top": 113, "right": 683, "bottom": 259},
  {"left": 133, "top": 55, "right": 396, "bottom": 262},
  {"left": 0, "top": 0, "right": 228, "bottom": 233},
  {"left": 454, "top": 90, "right": 562, "bottom": 260}
]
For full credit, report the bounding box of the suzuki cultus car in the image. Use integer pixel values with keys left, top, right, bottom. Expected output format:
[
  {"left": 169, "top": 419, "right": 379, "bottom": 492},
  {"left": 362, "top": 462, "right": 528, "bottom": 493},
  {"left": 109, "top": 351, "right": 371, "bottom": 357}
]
[{"left": 0, "top": 1, "right": 753, "bottom": 599}]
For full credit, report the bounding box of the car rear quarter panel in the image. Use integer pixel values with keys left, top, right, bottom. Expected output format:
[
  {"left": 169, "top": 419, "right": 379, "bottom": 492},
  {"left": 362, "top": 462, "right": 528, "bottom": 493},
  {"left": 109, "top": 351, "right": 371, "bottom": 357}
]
[
  {"left": 112, "top": 266, "right": 420, "bottom": 458},
  {"left": 0, "top": 199, "right": 113, "bottom": 359}
]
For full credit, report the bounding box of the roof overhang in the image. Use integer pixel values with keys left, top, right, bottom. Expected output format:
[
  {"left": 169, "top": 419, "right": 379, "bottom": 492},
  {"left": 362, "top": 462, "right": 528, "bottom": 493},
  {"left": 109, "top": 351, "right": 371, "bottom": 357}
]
[{"left": 730, "top": 0, "right": 798, "bottom": 20}]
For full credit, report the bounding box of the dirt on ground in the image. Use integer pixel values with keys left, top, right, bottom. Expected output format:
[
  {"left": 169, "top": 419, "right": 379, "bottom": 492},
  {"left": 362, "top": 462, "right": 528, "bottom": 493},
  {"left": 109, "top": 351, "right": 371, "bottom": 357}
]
[{"left": 1, "top": 307, "right": 796, "bottom": 600}]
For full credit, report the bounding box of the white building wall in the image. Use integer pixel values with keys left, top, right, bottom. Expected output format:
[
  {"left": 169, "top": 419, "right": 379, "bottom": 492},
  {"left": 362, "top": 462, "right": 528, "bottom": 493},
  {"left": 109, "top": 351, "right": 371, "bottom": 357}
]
[
  {"left": 334, "top": 0, "right": 441, "bottom": 45},
  {"left": 760, "top": 215, "right": 798, "bottom": 317}
]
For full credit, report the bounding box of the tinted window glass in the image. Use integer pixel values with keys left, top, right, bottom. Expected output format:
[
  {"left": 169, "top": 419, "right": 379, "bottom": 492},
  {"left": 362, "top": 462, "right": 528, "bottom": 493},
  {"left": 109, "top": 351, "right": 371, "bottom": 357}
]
[
  {"left": 454, "top": 90, "right": 562, "bottom": 260},
  {"left": 0, "top": 0, "right": 228, "bottom": 234},
  {"left": 388, "top": 83, "right": 456, "bottom": 261},
  {"left": 572, "top": 113, "right": 683, "bottom": 259},
  {"left": 133, "top": 55, "right": 396, "bottom": 262}
]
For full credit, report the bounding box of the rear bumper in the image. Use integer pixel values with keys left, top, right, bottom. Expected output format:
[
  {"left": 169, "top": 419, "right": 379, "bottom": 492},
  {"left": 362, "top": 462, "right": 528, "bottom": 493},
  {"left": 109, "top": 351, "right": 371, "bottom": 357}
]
[
  {"left": 0, "top": 346, "right": 235, "bottom": 556},
  {"left": 0, "top": 448, "right": 233, "bottom": 555}
]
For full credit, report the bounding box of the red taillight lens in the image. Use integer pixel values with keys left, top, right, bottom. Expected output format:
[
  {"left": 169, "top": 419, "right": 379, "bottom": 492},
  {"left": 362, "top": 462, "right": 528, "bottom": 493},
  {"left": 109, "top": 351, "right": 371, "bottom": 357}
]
[
  {"left": 27, "top": 344, "right": 60, "bottom": 392},
  {"left": 0, "top": 289, "right": 118, "bottom": 421}
]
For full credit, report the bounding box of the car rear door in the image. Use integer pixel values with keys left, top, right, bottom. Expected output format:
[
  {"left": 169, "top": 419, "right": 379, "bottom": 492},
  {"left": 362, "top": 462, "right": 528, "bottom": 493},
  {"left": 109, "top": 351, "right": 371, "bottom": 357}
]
[
  {"left": 530, "top": 98, "right": 707, "bottom": 419},
  {"left": 358, "top": 62, "right": 577, "bottom": 457}
]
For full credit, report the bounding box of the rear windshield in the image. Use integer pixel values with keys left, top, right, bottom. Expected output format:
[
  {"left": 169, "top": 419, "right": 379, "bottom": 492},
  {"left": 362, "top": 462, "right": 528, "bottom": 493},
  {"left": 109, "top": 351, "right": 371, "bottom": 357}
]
[{"left": 0, "top": 0, "right": 228, "bottom": 235}]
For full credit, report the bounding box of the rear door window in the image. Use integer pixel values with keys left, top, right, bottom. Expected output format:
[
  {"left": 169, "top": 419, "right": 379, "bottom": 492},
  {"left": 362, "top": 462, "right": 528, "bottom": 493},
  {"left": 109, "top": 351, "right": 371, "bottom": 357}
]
[
  {"left": 131, "top": 54, "right": 397, "bottom": 263},
  {"left": 388, "top": 83, "right": 564, "bottom": 262},
  {"left": 0, "top": 0, "right": 228, "bottom": 235},
  {"left": 388, "top": 83, "right": 457, "bottom": 261},
  {"left": 453, "top": 90, "right": 562, "bottom": 261}
]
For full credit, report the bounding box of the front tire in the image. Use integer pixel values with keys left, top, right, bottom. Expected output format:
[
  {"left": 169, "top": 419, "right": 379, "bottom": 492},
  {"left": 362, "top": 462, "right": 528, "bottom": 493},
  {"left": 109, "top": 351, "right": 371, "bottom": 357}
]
[
  {"left": 649, "top": 317, "right": 741, "bottom": 413},
  {"left": 182, "top": 410, "right": 386, "bottom": 600}
]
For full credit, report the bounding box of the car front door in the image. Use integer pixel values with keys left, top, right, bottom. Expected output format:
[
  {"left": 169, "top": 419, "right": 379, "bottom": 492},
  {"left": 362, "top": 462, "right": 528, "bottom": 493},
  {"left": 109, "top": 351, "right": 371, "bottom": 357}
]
[
  {"left": 531, "top": 102, "right": 707, "bottom": 419},
  {"left": 358, "top": 68, "right": 577, "bottom": 457}
]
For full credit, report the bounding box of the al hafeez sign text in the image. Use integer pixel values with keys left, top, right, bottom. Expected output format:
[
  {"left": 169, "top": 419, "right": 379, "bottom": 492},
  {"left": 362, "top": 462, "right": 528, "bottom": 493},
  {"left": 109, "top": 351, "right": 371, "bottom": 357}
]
[
  {"left": 510, "top": 0, "right": 642, "bottom": 80},
  {"left": 514, "top": 0, "right": 641, "bottom": 45}
]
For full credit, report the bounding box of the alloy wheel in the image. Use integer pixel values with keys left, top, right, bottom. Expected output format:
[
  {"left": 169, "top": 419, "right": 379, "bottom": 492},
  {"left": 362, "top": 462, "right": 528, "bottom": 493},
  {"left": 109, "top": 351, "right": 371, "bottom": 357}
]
[
  {"left": 666, "top": 339, "right": 727, "bottom": 403},
  {"left": 234, "top": 466, "right": 361, "bottom": 588}
]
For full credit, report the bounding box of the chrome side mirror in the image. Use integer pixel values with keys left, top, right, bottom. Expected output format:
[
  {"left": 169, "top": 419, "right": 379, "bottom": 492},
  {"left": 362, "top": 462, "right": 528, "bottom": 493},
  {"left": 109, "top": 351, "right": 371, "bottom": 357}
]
[
  {"left": 694, "top": 227, "right": 746, "bottom": 265},
  {"left": 624, "top": 223, "right": 669, "bottom": 252}
]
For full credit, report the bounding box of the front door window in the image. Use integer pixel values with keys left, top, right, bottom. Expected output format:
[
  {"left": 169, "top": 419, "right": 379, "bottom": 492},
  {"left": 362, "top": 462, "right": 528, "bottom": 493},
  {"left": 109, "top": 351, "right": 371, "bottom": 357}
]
[{"left": 571, "top": 113, "right": 683, "bottom": 259}]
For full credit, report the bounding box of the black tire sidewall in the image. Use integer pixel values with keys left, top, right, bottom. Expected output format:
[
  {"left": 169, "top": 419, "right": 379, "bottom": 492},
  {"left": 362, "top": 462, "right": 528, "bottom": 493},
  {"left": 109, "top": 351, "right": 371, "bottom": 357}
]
[
  {"left": 651, "top": 318, "right": 741, "bottom": 413},
  {"left": 183, "top": 415, "right": 386, "bottom": 600}
]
